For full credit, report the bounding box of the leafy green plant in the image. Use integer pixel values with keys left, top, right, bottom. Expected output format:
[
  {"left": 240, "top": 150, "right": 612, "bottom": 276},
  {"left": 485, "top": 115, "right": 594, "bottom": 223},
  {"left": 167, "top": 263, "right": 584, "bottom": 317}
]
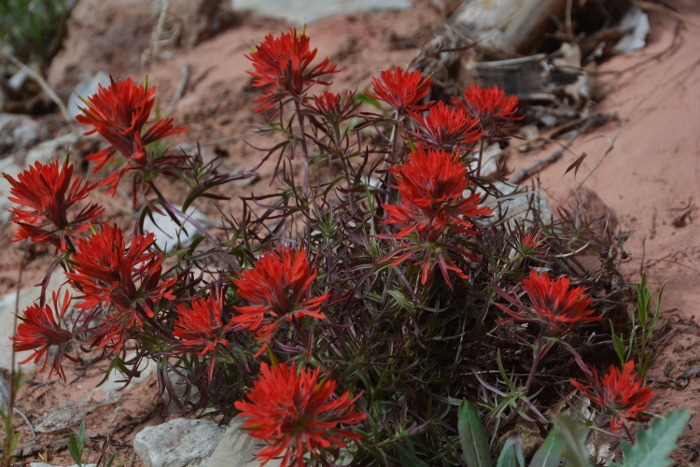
[
  {"left": 67, "top": 420, "right": 86, "bottom": 467},
  {"left": 0, "top": 0, "right": 77, "bottom": 68},
  {"left": 611, "top": 273, "right": 667, "bottom": 381}
]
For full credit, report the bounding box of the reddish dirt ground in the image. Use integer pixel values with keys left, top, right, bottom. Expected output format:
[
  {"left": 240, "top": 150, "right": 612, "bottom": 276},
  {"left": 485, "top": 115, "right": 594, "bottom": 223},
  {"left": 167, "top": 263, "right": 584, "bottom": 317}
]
[{"left": 3, "top": 0, "right": 700, "bottom": 464}]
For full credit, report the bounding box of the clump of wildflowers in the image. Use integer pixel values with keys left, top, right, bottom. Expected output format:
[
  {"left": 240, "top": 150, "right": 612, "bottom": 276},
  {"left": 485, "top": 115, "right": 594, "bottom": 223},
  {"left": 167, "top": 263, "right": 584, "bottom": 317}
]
[
  {"left": 234, "top": 361, "right": 365, "bottom": 467},
  {"left": 570, "top": 361, "right": 655, "bottom": 430}
]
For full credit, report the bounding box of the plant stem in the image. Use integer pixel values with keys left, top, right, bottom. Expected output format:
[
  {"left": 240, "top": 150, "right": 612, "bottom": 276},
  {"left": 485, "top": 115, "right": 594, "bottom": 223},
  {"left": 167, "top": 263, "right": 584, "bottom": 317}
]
[
  {"left": 294, "top": 98, "right": 311, "bottom": 197},
  {"left": 476, "top": 138, "right": 484, "bottom": 179}
]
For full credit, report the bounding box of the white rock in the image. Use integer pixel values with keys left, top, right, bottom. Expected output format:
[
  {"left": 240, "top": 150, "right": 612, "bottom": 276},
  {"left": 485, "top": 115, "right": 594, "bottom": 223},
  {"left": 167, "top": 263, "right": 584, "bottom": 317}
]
[
  {"left": 68, "top": 72, "right": 111, "bottom": 120},
  {"left": 203, "top": 418, "right": 282, "bottom": 467},
  {"left": 134, "top": 418, "right": 227, "bottom": 467},
  {"left": 234, "top": 0, "right": 412, "bottom": 26},
  {"left": 0, "top": 271, "right": 68, "bottom": 372},
  {"left": 142, "top": 205, "right": 213, "bottom": 252}
]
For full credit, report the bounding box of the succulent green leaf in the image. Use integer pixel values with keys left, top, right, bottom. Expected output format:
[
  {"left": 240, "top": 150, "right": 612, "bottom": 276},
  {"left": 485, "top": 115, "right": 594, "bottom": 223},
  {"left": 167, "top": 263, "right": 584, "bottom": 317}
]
[
  {"left": 552, "top": 413, "right": 593, "bottom": 467},
  {"left": 496, "top": 437, "right": 525, "bottom": 467},
  {"left": 458, "top": 400, "right": 492, "bottom": 467},
  {"left": 529, "top": 428, "right": 564, "bottom": 467},
  {"left": 611, "top": 409, "right": 690, "bottom": 467}
]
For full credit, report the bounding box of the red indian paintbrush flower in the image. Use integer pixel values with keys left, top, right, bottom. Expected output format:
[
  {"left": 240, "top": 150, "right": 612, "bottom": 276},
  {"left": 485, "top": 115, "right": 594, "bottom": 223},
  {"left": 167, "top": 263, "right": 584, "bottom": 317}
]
[
  {"left": 67, "top": 225, "right": 175, "bottom": 352},
  {"left": 232, "top": 246, "right": 328, "bottom": 356},
  {"left": 383, "top": 147, "right": 492, "bottom": 242},
  {"left": 305, "top": 90, "right": 358, "bottom": 130},
  {"left": 455, "top": 84, "right": 522, "bottom": 139},
  {"left": 174, "top": 286, "right": 236, "bottom": 381},
  {"left": 3, "top": 157, "right": 103, "bottom": 250},
  {"left": 246, "top": 28, "right": 340, "bottom": 112},
  {"left": 380, "top": 147, "right": 492, "bottom": 287},
  {"left": 76, "top": 76, "right": 185, "bottom": 193},
  {"left": 494, "top": 269, "right": 599, "bottom": 333},
  {"left": 407, "top": 100, "right": 483, "bottom": 152},
  {"left": 12, "top": 289, "right": 76, "bottom": 381},
  {"left": 367, "top": 67, "right": 433, "bottom": 115},
  {"left": 234, "top": 361, "right": 365, "bottom": 467},
  {"left": 570, "top": 361, "right": 655, "bottom": 430}
]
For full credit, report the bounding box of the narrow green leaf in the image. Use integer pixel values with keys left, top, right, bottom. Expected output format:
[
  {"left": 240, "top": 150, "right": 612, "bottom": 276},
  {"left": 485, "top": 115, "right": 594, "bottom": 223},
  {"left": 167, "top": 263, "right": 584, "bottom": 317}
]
[
  {"left": 552, "top": 413, "right": 593, "bottom": 467},
  {"left": 611, "top": 409, "right": 690, "bottom": 467},
  {"left": 497, "top": 437, "right": 525, "bottom": 467},
  {"left": 529, "top": 428, "right": 564, "bottom": 467},
  {"left": 396, "top": 444, "right": 430, "bottom": 467},
  {"left": 458, "top": 400, "right": 492, "bottom": 467}
]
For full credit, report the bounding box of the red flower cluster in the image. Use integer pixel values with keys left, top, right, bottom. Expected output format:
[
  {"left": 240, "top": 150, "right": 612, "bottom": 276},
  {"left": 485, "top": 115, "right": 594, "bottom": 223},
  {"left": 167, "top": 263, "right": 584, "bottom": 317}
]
[
  {"left": 494, "top": 269, "right": 599, "bottom": 333},
  {"left": 247, "top": 28, "right": 340, "bottom": 112},
  {"left": 174, "top": 287, "right": 235, "bottom": 381},
  {"left": 234, "top": 361, "right": 365, "bottom": 467},
  {"left": 458, "top": 84, "right": 522, "bottom": 139},
  {"left": 570, "top": 361, "right": 655, "bottom": 430},
  {"left": 67, "top": 225, "right": 176, "bottom": 352},
  {"left": 77, "top": 76, "right": 185, "bottom": 193},
  {"left": 367, "top": 67, "right": 433, "bottom": 115},
  {"left": 12, "top": 289, "right": 75, "bottom": 381},
  {"left": 233, "top": 246, "right": 328, "bottom": 356},
  {"left": 407, "top": 100, "right": 483, "bottom": 152},
  {"left": 3, "top": 157, "right": 103, "bottom": 250},
  {"left": 380, "top": 147, "right": 492, "bottom": 287}
]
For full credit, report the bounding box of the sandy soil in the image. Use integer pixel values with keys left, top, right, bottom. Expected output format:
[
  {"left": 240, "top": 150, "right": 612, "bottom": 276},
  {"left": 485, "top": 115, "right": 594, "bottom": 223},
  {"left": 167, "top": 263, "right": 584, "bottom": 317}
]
[{"left": 3, "top": 0, "right": 700, "bottom": 464}]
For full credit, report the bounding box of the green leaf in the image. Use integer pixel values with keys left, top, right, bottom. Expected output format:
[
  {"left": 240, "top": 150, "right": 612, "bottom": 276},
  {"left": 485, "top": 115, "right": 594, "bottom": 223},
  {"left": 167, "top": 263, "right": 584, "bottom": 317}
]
[
  {"left": 529, "top": 428, "right": 564, "bottom": 467},
  {"left": 497, "top": 437, "right": 525, "bottom": 467},
  {"left": 611, "top": 409, "right": 690, "bottom": 467},
  {"left": 397, "top": 444, "right": 430, "bottom": 467},
  {"left": 458, "top": 400, "right": 492, "bottom": 467},
  {"left": 552, "top": 413, "right": 593, "bottom": 467}
]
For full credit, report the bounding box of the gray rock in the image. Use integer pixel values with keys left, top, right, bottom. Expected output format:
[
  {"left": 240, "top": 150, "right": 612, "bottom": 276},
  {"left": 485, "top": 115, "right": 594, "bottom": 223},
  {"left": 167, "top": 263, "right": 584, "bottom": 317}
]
[
  {"left": 203, "top": 418, "right": 281, "bottom": 467},
  {"left": 475, "top": 181, "right": 554, "bottom": 227},
  {"left": 31, "top": 463, "right": 96, "bottom": 467},
  {"left": 142, "top": 205, "right": 213, "bottom": 252},
  {"left": 35, "top": 400, "right": 95, "bottom": 433},
  {"left": 0, "top": 113, "right": 40, "bottom": 152},
  {"left": 0, "top": 372, "right": 9, "bottom": 412},
  {"left": 91, "top": 352, "right": 157, "bottom": 404},
  {"left": 24, "top": 133, "right": 90, "bottom": 167},
  {"left": 234, "top": 0, "right": 412, "bottom": 26},
  {"left": 0, "top": 271, "right": 68, "bottom": 372},
  {"left": 134, "top": 418, "right": 227, "bottom": 467},
  {"left": 67, "top": 72, "right": 111, "bottom": 120}
]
